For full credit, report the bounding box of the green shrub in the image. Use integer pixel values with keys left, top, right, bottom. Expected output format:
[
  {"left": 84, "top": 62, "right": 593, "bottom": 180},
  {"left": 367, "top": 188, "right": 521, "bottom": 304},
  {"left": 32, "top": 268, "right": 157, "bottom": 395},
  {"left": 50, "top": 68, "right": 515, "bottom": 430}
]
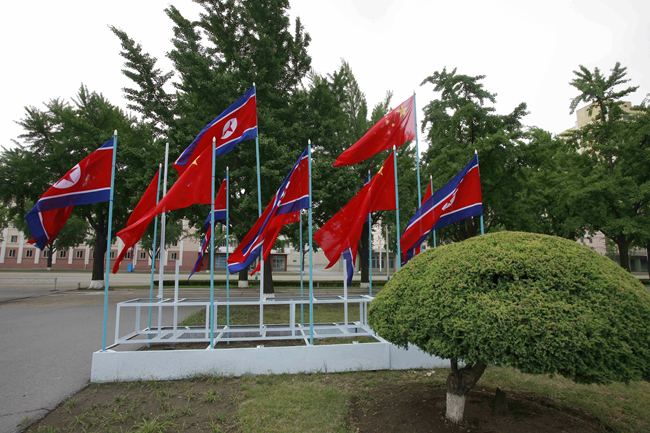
[{"left": 369, "top": 231, "right": 650, "bottom": 384}]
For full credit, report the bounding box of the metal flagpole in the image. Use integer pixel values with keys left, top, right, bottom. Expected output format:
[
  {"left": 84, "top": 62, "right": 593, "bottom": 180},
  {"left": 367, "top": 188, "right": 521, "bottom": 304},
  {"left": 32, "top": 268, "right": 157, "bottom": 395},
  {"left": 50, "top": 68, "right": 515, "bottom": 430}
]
[
  {"left": 367, "top": 170, "right": 373, "bottom": 296},
  {"left": 157, "top": 142, "right": 169, "bottom": 334},
  {"left": 225, "top": 166, "right": 230, "bottom": 327},
  {"left": 392, "top": 146, "right": 401, "bottom": 271},
  {"left": 260, "top": 242, "right": 264, "bottom": 337},
  {"left": 307, "top": 140, "right": 314, "bottom": 344},
  {"left": 253, "top": 82, "right": 262, "bottom": 217},
  {"left": 101, "top": 130, "right": 118, "bottom": 351},
  {"left": 430, "top": 175, "right": 437, "bottom": 248},
  {"left": 342, "top": 253, "right": 348, "bottom": 325},
  {"left": 209, "top": 138, "right": 216, "bottom": 348},
  {"left": 413, "top": 92, "right": 422, "bottom": 204},
  {"left": 476, "top": 149, "right": 485, "bottom": 235},
  {"left": 147, "top": 163, "right": 163, "bottom": 333},
  {"left": 299, "top": 211, "right": 304, "bottom": 326},
  {"left": 253, "top": 82, "right": 263, "bottom": 325},
  {"left": 385, "top": 224, "right": 390, "bottom": 279}
]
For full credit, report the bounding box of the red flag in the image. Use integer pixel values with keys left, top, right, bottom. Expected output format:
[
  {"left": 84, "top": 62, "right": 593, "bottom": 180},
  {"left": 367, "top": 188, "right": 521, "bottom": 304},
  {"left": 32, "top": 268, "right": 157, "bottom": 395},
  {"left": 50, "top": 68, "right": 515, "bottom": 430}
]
[
  {"left": 334, "top": 95, "right": 415, "bottom": 167},
  {"left": 112, "top": 146, "right": 214, "bottom": 273},
  {"left": 190, "top": 180, "right": 228, "bottom": 278},
  {"left": 315, "top": 152, "right": 396, "bottom": 268},
  {"left": 422, "top": 180, "right": 432, "bottom": 204},
  {"left": 113, "top": 170, "right": 160, "bottom": 271}
]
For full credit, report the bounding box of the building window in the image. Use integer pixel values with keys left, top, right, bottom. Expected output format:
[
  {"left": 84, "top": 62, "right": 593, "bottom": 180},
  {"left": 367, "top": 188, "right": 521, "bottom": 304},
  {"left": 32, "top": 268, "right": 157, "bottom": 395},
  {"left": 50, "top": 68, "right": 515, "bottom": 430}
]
[
  {"left": 75, "top": 250, "right": 84, "bottom": 259},
  {"left": 43, "top": 249, "right": 50, "bottom": 258},
  {"left": 171, "top": 241, "right": 178, "bottom": 247},
  {"left": 170, "top": 252, "right": 178, "bottom": 261},
  {"left": 25, "top": 249, "right": 33, "bottom": 258},
  {"left": 125, "top": 250, "right": 133, "bottom": 259},
  {"left": 270, "top": 254, "right": 286, "bottom": 272},
  {"left": 7, "top": 249, "right": 16, "bottom": 258},
  {"left": 58, "top": 249, "right": 67, "bottom": 259},
  {"left": 139, "top": 251, "right": 147, "bottom": 260},
  {"left": 91, "top": 250, "right": 95, "bottom": 259},
  {"left": 10, "top": 235, "right": 18, "bottom": 243},
  {"left": 110, "top": 251, "right": 116, "bottom": 259}
]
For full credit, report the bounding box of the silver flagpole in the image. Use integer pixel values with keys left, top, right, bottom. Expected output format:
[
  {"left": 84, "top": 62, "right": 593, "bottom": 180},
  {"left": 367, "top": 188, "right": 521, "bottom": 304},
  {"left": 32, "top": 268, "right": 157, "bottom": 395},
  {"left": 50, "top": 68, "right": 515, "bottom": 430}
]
[{"left": 157, "top": 142, "right": 169, "bottom": 335}]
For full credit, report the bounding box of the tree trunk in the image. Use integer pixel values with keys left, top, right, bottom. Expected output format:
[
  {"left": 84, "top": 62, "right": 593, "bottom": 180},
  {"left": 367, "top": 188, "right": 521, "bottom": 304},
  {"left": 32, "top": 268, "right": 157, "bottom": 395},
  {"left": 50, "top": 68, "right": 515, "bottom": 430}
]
[
  {"left": 359, "top": 221, "right": 369, "bottom": 284},
  {"left": 445, "top": 358, "right": 487, "bottom": 423},
  {"left": 46, "top": 245, "right": 53, "bottom": 270},
  {"left": 238, "top": 268, "right": 249, "bottom": 288},
  {"left": 263, "top": 258, "right": 274, "bottom": 294},
  {"left": 90, "top": 227, "right": 107, "bottom": 289},
  {"left": 615, "top": 236, "right": 631, "bottom": 271}
]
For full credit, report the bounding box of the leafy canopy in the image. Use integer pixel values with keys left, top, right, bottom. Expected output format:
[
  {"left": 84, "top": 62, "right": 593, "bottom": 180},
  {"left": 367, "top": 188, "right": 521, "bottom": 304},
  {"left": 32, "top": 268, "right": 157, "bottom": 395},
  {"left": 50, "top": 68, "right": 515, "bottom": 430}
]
[{"left": 369, "top": 231, "right": 650, "bottom": 384}]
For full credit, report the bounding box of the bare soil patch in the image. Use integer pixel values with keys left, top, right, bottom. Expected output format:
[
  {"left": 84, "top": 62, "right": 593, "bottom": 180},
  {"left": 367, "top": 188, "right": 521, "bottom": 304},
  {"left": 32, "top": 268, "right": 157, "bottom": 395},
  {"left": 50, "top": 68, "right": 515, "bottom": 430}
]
[{"left": 350, "top": 382, "right": 610, "bottom": 433}]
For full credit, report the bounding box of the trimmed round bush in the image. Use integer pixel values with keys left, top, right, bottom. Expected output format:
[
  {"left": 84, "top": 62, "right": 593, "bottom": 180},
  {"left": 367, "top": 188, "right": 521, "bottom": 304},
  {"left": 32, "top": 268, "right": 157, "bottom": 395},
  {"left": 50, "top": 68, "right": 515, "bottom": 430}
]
[{"left": 369, "top": 231, "right": 650, "bottom": 384}]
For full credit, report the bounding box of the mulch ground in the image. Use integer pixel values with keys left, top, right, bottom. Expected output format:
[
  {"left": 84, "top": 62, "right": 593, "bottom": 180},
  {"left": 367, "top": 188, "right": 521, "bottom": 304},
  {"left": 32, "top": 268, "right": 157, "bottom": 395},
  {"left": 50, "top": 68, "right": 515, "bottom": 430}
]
[{"left": 351, "top": 382, "right": 609, "bottom": 433}]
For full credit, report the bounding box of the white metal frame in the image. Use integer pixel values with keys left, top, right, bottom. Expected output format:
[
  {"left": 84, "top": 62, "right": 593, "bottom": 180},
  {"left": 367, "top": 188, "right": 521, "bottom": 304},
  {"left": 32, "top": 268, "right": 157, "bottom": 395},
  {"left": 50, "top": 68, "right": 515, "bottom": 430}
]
[{"left": 110, "top": 294, "right": 375, "bottom": 349}]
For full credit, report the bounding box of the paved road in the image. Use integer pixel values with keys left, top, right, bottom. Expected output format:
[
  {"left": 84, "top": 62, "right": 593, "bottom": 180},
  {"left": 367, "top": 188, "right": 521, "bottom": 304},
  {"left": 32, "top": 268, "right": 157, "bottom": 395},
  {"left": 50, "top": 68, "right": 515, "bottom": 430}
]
[{"left": 0, "top": 287, "right": 191, "bottom": 433}]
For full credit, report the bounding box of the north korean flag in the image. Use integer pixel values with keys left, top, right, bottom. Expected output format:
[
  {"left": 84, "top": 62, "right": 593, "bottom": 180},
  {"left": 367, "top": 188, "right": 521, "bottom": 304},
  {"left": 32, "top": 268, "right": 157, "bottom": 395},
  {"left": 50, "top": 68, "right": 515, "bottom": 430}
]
[
  {"left": 25, "top": 138, "right": 114, "bottom": 249},
  {"left": 174, "top": 88, "right": 257, "bottom": 173},
  {"left": 401, "top": 154, "right": 483, "bottom": 264},
  {"left": 227, "top": 148, "right": 309, "bottom": 275}
]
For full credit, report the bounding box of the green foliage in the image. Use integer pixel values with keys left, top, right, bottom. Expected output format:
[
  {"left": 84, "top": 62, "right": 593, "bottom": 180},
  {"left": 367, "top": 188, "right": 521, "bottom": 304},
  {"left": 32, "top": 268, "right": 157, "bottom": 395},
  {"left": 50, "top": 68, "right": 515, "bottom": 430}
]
[
  {"left": 419, "top": 67, "right": 531, "bottom": 240},
  {"left": 369, "top": 231, "right": 650, "bottom": 384},
  {"left": 1, "top": 86, "right": 158, "bottom": 278},
  {"left": 565, "top": 63, "right": 650, "bottom": 269}
]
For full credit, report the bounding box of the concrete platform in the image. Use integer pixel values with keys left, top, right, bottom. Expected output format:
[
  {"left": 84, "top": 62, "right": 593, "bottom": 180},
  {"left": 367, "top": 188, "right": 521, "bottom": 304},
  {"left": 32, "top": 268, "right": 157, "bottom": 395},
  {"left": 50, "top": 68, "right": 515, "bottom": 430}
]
[{"left": 91, "top": 340, "right": 448, "bottom": 382}]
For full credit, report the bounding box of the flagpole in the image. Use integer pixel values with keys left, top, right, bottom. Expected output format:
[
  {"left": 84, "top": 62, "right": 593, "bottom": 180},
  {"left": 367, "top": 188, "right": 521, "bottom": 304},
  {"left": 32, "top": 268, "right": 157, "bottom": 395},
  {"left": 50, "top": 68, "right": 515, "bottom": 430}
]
[
  {"left": 157, "top": 142, "right": 169, "bottom": 335},
  {"left": 253, "top": 82, "right": 262, "bottom": 217},
  {"left": 307, "top": 139, "right": 314, "bottom": 345},
  {"left": 209, "top": 137, "right": 216, "bottom": 349},
  {"left": 147, "top": 163, "right": 162, "bottom": 334},
  {"left": 367, "top": 170, "right": 373, "bottom": 296},
  {"left": 101, "top": 130, "right": 118, "bottom": 352},
  {"left": 225, "top": 166, "right": 230, "bottom": 327},
  {"left": 430, "top": 175, "right": 437, "bottom": 248},
  {"left": 476, "top": 149, "right": 485, "bottom": 235},
  {"left": 413, "top": 92, "right": 422, "bottom": 204},
  {"left": 342, "top": 253, "right": 348, "bottom": 325},
  {"left": 299, "top": 211, "right": 304, "bottom": 326},
  {"left": 392, "top": 146, "right": 401, "bottom": 271},
  {"left": 385, "top": 224, "right": 390, "bottom": 279}
]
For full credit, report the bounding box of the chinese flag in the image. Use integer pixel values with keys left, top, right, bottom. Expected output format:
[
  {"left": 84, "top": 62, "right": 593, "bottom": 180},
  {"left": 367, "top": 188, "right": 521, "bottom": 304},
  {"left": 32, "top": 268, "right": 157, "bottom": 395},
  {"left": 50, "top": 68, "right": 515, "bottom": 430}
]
[
  {"left": 315, "top": 152, "right": 396, "bottom": 268},
  {"left": 334, "top": 95, "right": 415, "bottom": 166},
  {"left": 112, "top": 146, "right": 214, "bottom": 273}
]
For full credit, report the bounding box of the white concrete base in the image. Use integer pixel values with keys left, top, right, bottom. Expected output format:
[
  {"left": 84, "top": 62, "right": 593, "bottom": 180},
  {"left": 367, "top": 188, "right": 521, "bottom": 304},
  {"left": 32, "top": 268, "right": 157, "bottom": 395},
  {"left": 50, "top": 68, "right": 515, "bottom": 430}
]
[
  {"left": 237, "top": 280, "right": 249, "bottom": 288},
  {"left": 88, "top": 280, "right": 103, "bottom": 289},
  {"left": 91, "top": 342, "right": 448, "bottom": 382}
]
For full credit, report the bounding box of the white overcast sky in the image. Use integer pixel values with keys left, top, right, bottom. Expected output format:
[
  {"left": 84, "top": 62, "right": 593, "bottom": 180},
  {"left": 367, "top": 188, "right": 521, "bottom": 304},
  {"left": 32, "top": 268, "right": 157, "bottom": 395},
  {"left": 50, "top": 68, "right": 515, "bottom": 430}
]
[{"left": 1, "top": 0, "right": 648, "bottom": 150}]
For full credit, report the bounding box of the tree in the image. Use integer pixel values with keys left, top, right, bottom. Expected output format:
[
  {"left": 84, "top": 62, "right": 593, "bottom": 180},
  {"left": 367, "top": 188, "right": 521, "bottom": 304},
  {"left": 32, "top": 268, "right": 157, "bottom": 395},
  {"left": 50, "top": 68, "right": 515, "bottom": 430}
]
[
  {"left": 419, "top": 68, "right": 530, "bottom": 242},
  {"left": 3, "top": 86, "right": 158, "bottom": 285},
  {"left": 566, "top": 63, "right": 649, "bottom": 270},
  {"left": 369, "top": 231, "right": 650, "bottom": 423},
  {"left": 113, "top": 0, "right": 313, "bottom": 292}
]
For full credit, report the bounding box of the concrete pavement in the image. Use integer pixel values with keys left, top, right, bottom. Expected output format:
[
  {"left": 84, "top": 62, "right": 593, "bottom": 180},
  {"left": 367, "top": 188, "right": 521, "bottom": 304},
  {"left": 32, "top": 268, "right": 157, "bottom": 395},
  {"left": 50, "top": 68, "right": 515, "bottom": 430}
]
[{"left": 0, "top": 288, "right": 182, "bottom": 433}]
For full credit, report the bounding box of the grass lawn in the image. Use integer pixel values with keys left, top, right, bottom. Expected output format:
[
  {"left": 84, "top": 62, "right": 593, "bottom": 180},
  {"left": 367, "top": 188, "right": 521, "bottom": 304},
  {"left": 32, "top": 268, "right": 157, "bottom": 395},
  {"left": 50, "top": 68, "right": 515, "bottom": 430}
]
[
  {"left": 180, "top": 303, "right": 350, "bottom": 328},
  {"left": 26, "top": 368, "right": 649, "bottom": 433}
]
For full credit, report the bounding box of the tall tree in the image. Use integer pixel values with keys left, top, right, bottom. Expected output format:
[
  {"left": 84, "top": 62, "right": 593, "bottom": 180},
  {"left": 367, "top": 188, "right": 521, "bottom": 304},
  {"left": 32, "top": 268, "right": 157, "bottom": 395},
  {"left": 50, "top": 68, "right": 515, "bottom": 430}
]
[
  {"left": 113, "top": 1, "right": 312, "bottom": 291},
  {"left": 420, "top": 67, "right": 528, "bottom": 241},
  {"left": 3, "top": 86, "right": 158, "bottom": 285},
  {"left": 567, "top": 63, "right": 648, "bottom": 270}
]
